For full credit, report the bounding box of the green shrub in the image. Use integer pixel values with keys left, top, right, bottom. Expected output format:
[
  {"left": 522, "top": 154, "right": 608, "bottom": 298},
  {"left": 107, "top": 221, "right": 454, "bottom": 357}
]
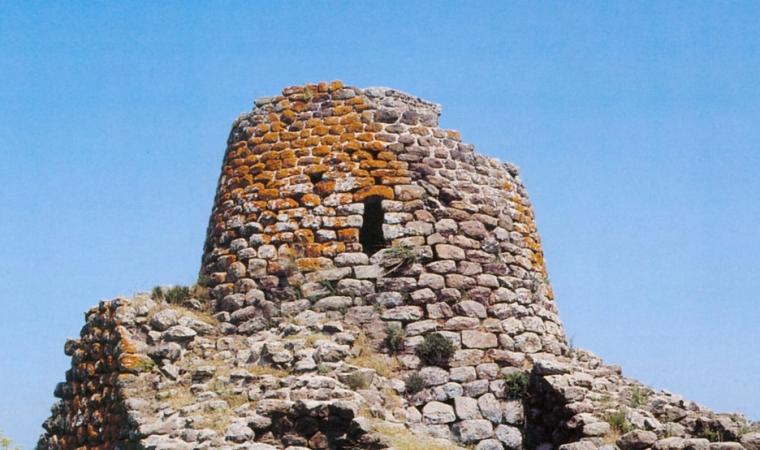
[
  {"left": 629, "top": 386, "right": 648, "bottom": 408},
  {"left": 165, "top": 286, "right": 191, "bottom": 305},
  {"left": 153, "top": 285, "right": 204, "bottom": 304},
  {"left": 385, "top": 325, "right": 406, "bottom": 354},
  {"left": 345, "top": 372, "right": 369, "bottom": 390},
  {"left": 381, "top": 244, "right": 418, "bottom": 274},
  {"left": 605, "top": 411, "right": 631, "bottom": 434},
  {"left": 696, "top": 425, "right": 722, "bottom": 442},
  {"left": 385, "top": 244, "right": 417, "bottom": 263},
  {"left": 404, "top": 372, "right": 425, "bottom": 394},
  {"left": 317, "top": 364, "right": 329, "bottom": 375},
  {"left": 415, "top": 333, "right": 454, "bottom": 367},
  {"left": 503, "top": 371, "right": 529, "bottom": 400}
]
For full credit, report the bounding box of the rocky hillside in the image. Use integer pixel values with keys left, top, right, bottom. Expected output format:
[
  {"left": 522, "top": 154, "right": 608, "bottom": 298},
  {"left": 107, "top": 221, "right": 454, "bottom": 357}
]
[{"left": 37, "top": 82, "right": 759, "bottom": 450}]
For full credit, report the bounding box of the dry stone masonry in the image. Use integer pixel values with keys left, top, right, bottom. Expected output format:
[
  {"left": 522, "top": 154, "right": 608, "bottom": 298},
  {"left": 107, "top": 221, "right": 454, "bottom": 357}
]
[{"left": 38, "top": 82, "right": 759, "bottom": 450}]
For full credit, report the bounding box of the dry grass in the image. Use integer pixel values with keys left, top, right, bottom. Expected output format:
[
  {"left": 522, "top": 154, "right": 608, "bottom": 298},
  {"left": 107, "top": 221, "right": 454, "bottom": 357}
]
[
  {"left": 193, "top": 407, "right": 232, "bottom": 434},
  {"left": 369, "top": 421, "right": 465, "bottom": 450},
  {"left": 169, "top": 304, "right": 218, "bottom": 326},
  {"left": 163, "top": 387, "right": 196, "bottom": 410},
  {"left": 305, "top": 332, "right": 328, "bottom": 346},
  {"left": 602, "top": 428, "right": 622, "bottom": 445},
  {"left": 382, "top": 388, "right": 405, "bottom": 409},
  {"left": 346, "top": 354, "right": 400, "bottom": 378},
  {"left": 219, "top": 391, "right": 250, "bottom": 409},
  {"left": 145, "top": 302, "right": 219, "bottom": 327},
  {"left": 247, "top": 364, "right": 290, "bottom": 378},
  {"left": 346, "top": 333, "right": 400, "bottom": 378}
]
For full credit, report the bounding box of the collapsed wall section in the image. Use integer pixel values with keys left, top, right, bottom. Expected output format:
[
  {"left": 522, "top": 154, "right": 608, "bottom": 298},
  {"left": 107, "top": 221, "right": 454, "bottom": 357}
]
[{"left": 37, "top": 299, "right": 147, "bottom": 450}]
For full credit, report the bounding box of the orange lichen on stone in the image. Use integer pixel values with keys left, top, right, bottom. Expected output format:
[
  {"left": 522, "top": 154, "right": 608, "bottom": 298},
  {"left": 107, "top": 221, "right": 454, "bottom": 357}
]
[
  {"left": 446, "top": 130, "right": 462, "bottom": 140},
  {"left": 296, "top": 257, "right": 333, "bottom": 272},
  {"left": 353, "top": 185, "right": 394, "bottom": 201},
  {"left": 301, "top": 193, "right": 321, "bottom": 207}
]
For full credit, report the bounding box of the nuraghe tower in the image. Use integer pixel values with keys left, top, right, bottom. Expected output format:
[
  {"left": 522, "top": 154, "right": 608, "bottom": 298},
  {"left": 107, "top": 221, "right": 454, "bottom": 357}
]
[{"left": 38, "top": 82, "right": 758, "bottom": 450}]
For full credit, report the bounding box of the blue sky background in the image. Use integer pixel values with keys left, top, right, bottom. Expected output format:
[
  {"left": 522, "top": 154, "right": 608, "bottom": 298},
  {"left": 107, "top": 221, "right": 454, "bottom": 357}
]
[{"left": 1, "top": 1, "right": 759, "bottom": 447}]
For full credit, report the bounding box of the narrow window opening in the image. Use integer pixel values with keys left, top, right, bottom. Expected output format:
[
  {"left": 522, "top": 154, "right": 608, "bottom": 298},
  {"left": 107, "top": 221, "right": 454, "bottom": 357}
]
[
  {"left": 360, "top": 196, "right": 386, "bottom": 256},
  {"left": 310, "top": 172, "right": 323, "bottom": 184}
]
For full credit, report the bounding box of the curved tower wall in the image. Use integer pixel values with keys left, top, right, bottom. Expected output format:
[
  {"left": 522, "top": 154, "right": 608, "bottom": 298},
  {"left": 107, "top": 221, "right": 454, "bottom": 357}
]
[{"left": 200, "top": 81, "right": 566, "bottom": 357}]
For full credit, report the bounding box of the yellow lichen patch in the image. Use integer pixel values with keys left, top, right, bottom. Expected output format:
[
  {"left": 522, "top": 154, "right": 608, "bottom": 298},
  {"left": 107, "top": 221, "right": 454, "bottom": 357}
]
[
  {"left": 446, "top": 129, "right": 461, "bottom": 140},
  {"left": 353, "top": 185, "right": 394, "bottom": 202},
  {"left": 296, "top": 257, "right": 333, "bottom": 272},
  {"left": 118, "top": 353, "right": 153, "bottom": 372},
  {"left": 337, "top": 228, "right": 359, "bottom": 242},
  {"left": 321, "top": 242, "right": 346, "bottom": 256}
]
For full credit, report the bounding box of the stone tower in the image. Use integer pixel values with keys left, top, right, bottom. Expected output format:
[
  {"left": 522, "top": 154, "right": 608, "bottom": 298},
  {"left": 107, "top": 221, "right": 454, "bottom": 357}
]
[
  {"left": 200, "top": 81, "right": 567, "bottom": 357},
  {"left": 37, "top": 82, "right": 756, "bottom": 450}
]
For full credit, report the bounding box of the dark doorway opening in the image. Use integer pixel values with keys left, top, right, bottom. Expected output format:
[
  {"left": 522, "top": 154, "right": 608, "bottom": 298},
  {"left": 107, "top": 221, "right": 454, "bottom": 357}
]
[{"left": 360, "top": 196, "right": 386, "bottom": 256}]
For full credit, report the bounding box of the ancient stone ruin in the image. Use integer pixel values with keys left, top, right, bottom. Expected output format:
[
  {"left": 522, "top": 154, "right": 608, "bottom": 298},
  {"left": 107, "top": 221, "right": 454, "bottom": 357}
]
[{"left": 38, "top": 82, "right": 759, "bottom": 450}]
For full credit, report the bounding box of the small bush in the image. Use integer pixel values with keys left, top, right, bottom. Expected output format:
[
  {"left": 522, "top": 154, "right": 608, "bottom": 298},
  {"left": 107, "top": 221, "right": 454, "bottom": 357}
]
[
  {"left": 696, "top": 425, "right": 722, "bottom": 442},
  {"left": 381, "top": 244, "right": 418, "bottom": 274},
  {"left": 165, "top": 286, "right": 191, "bottom": 305},
  {"left": 151, "top": 286, "right": 164, "bottom": 300},
  {"left": 317, "top": 364, "right": 329, "bottom": 375},
  {"left": 629, "top": 386, "right": 648, "bottom": 408},
  {"left": 385, "top": 325, "right": 406, "bottom": 354},
  {"left": 605, "top": 411, "right": 631, "bottom": 434},
  {"left": 405, "top": 372, "right": 425, "bottom": 394},
  {"left": 346, "top": 372, "right": 369, "bottom": 390},
  {"left": 503, "top": 371, "right": 529, "bottom": 400},
  {"left": 189, "top": 283, "right": 209, "bottom": 301},
  {"left": 385, "top": 244, "right": 417, "bottom": 263},
  {"left": 415, "top": 333, "right": 454, "bottom": 367}
]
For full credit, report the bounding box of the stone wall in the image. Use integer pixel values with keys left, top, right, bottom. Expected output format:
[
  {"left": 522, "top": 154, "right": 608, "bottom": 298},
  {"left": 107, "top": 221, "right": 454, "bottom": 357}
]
[{"left": 37, "top": 299, "right": 148, "bottom": 450}]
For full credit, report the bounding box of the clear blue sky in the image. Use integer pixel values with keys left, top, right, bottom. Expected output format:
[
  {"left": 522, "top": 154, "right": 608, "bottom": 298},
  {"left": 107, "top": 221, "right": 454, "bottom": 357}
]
[{"left": 1, "top": 1, "right": 759, "bottom": 447}]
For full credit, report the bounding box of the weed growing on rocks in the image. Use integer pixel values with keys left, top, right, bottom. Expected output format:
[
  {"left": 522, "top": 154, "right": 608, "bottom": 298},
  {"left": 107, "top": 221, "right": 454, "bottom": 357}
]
[
  {"left": 415, "top": 333, "right": 454, "bottom": 367},
  {"left": 319, "top": 279, "right": 336, "bottom": 295},
  {"left": 629, "top": 385, "right": 648, "bottom": 408},
  {"left": 345, "top": 372, "right": 369, "bottom": 390},
  {"left": 605, "top": 411, "right": 631, "bottom": 434},
  {"left": 165, "top": 286, "right": 191, "bottom": 305},
  {"left": 404, "top": 372, "right": 425, "bottom": 394},
  {"left": 347, "top": 333, "right": 400, "bottom": 378},
  {"left": 503, "top": 371, "right": 529, "bottom": 400},
  {"left": 381, "top": 244, "right": 418, "bottom": 275},
  {"left": 384, "top": 325, "right": 405, "bottom": 354}
]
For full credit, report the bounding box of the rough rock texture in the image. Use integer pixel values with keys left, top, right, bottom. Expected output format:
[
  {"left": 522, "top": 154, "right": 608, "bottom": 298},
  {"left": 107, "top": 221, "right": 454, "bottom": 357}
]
[{"left": 38, "top": 82, "right": 758, "bottom": 450}]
